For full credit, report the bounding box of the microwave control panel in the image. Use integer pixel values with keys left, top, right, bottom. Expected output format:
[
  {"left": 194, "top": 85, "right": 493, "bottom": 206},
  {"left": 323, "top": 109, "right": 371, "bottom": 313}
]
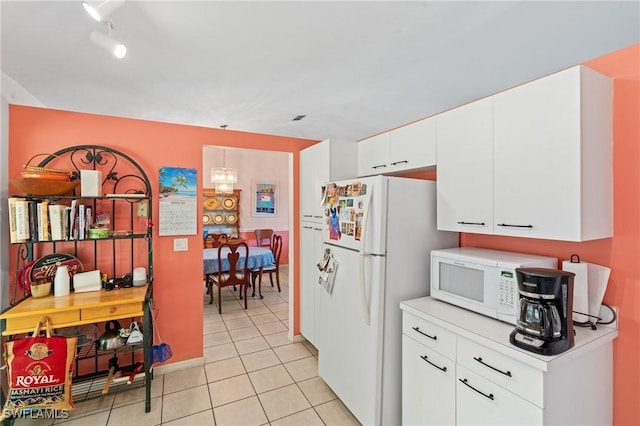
[{"left": 498, "top": 270, "right": 517, "bottom": 309}]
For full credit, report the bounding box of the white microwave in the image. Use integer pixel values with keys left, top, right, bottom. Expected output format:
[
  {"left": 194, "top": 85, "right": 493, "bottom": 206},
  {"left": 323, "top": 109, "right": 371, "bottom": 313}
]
[{"left": 431, "top": 247, "right": 557, "bottom": 325}]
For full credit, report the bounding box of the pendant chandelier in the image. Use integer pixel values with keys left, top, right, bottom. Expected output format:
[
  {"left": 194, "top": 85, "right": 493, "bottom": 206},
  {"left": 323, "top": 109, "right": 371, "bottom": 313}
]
[{"left": 210, "top": 148, "right": 237, "bottom": 194}]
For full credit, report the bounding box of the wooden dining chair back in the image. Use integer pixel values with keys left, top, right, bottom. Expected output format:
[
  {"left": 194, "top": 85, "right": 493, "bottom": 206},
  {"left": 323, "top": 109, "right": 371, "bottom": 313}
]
[
  {"left": 207, "top": 242, "right": 249, "bottom": 313},
  {"left": 250, "top": 234, "right": 283, "bottom": 297},
  {"left": 204, "top": 233, "right": 229, "bottom": 249},
  {"left": 254, "top": 229, "right": 274, "bottom": 247}
]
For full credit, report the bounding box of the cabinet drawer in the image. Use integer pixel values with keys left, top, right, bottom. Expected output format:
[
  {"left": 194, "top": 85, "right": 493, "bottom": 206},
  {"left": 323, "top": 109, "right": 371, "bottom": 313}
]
[
  {"left": 457, "top": 337, "right": 543, "bottom": 407},
  {"left": 5, "top": 310, "right": 80, "bottom": 333},
  {"left": 456, "top": 365, "right": 543, "bottom": 425},
  {"left": 403, "top": 312, "right": 456, "bottom": 359},
  {"left": 81, "top": 302, "right": 142, "bottom": 322}
]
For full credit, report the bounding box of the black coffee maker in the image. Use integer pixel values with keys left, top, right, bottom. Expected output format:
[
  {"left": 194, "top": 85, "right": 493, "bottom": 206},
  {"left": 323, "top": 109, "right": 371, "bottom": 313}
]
[{"left": 509, "top": 267, "right": 575, "bottom": 355}]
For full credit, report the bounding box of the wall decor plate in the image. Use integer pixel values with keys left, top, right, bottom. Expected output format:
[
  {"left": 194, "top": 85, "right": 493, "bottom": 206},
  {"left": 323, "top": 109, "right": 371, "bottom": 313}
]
[
  {"left": 223, "top": 197, "right": 236, "bottom": 210},
  {"left": 29, "top": 253, "right": 83, "bottom": 286},
  {"left": 203, "top": 197, "right": 220, "bottom": 211},
  {"left": 203, "top": 214, "right": 212, "bottom": 224},
  {"left": 226, "top": 213, "right": 238, "bottom": 224},
  {"left": 213, "top": 214, "right": 225, "bottom": 224}
]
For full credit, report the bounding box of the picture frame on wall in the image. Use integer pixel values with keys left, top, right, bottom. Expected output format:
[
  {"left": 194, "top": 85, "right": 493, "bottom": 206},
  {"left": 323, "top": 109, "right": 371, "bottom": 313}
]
[{"left": 252, "top": 181, "right": 278, "bottom": 217}]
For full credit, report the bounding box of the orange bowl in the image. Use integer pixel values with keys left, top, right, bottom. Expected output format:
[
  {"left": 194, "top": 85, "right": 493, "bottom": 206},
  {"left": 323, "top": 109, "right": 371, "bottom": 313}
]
[{"left": 11, "top": 178, "right": 80, "bottom": 196}]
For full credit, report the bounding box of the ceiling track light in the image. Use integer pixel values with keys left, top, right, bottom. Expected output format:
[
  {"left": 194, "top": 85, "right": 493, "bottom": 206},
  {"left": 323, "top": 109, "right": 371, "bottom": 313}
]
[
  {"left": 90, "top": 23, "right": 127, "bottom": 59},
  {"left": 82, "top": 0, "right": 125, "bottom": 22}
]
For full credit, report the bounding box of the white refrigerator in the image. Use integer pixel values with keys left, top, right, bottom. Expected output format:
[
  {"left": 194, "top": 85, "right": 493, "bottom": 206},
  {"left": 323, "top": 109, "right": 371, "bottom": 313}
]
[{"left": 317, "top": 175, "right": 458, "bottom": 426}]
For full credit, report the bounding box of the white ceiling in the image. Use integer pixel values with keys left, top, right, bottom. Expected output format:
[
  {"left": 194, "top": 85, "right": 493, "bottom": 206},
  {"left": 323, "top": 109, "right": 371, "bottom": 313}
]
[{"left": 1, "top": 1, "right": 639, "bottom": 142}]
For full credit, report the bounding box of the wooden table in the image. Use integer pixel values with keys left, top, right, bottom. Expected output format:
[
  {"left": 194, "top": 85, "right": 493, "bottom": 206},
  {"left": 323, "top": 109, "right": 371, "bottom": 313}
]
[
  {"left": 0, "top": 285, "right": 153, "bottom": 413},
  {"left": 0, "top": 285, "right": 148, "bottom": 336}
]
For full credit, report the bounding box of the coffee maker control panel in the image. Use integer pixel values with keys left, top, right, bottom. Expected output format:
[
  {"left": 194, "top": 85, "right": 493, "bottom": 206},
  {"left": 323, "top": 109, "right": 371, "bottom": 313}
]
[{"left": 498, "top": 270, "right": 517, "bottom": 309}]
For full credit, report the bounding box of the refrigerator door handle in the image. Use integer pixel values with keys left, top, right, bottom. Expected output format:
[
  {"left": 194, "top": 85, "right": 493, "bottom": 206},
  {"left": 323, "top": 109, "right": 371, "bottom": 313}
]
[
  {"left": 360, "top": 254, "right": 371, "bottom": 326},
  {"left": 359, "top": 191, "right": 373, "bottom": 326}
]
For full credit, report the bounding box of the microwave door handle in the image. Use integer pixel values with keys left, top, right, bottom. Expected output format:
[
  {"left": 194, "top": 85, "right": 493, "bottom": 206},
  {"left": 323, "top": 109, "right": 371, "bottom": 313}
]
[{"left": 359, "top": 191, "right": 373, "bottom": 326}]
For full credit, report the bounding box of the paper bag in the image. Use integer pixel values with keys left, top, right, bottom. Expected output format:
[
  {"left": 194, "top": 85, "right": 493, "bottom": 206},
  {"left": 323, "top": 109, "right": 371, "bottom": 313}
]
[{"left": 562, "top": 255, "right": 589, "bottom": 323}]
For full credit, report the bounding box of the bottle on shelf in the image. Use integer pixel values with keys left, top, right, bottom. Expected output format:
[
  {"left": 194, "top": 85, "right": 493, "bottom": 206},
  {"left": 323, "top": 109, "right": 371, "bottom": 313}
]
[{"left": 54, "top": 265, "right": 70, "bottom": 297}]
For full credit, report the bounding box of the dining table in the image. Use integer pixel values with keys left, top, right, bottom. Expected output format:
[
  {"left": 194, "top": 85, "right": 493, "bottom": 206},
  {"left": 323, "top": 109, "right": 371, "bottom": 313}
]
[{"left": 203, "top": 246, "right": 275, "bottom": 298}]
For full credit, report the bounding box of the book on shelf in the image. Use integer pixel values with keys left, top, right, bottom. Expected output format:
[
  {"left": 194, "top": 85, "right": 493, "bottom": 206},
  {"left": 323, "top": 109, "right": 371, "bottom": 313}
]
[
  {"left": 41, "top": 200, "right": 50, "bottom": 241},
  {"left": 49, "top": 204, "right": 64, "bottom": 241},
  {"left": 78, "top": 204, "right": 86, "bottom": 240},
  {"left": 7, "top": 198, "right": 26, "bottom": 244},
  {"left": 69, "top": 199, "right": 77, "bottom": 240},
  {"left": 14, "top": 199, "right": 30, "bottom": 241},
  {"left": 28, "top": 201, "right": 38, "bottom": 242}
]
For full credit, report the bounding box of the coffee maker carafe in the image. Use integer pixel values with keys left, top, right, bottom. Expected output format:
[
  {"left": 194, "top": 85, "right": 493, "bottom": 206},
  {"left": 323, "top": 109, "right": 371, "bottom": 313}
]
[{"left": 510, "top": 268, "right": 575, "bottom": 355}]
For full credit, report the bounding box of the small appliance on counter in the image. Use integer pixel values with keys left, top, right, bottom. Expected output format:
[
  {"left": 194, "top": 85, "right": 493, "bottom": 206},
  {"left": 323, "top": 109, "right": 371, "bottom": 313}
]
[{"left": 510, "top": 267, "right": 575, "bottom": 355}]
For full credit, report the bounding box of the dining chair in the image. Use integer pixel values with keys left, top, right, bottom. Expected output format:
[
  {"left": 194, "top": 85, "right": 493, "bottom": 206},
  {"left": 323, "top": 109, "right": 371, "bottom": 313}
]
[
  {"left": 206, "top": 242, "right": 249, "bottom": 313},
  {"left": 254, "top": 229, "right": 274, "bottom": 247},
  {"left": 250, "top": 234, "right": 282, "bottom": 298},
  {"left": 204, "top": 233, "right": 229, "bottom": 248}
]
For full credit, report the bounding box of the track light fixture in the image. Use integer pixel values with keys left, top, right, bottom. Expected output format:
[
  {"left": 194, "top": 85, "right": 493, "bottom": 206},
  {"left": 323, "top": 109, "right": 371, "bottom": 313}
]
[
  {"left": 82, "top": 0, "right": 125, "bottom": 22},
  {"left": 90, "top": 30, "right": 127, "bottom": 59}
]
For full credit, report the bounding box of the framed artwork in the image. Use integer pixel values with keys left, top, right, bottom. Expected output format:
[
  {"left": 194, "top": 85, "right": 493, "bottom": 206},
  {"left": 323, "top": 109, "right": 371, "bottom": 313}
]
[{"left": 252, "top": 181, "right": 278, "bottom": 217}]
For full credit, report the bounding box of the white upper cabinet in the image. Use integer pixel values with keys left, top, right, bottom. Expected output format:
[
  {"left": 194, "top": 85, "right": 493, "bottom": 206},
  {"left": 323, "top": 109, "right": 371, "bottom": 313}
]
[
  {"left": 357, "top": 116, "right": 437, "bottom": 177},
  {"left": 437, "top": 97, "right": 494, "bottom": 234},
  {"left": 388, "top": 116, "right": 437, "bottom": 172},
  {"left": 357, "top": 133, "right": 389, "bottom": 177},
  {"left": 436, "top": 65, "right": 612, "bottom": 241},
  {"left": 492, "top": 66, "right": 612, "bottom": 241},
  {"left": 301, "top": 139, "right": 358, "bottom": 222}
]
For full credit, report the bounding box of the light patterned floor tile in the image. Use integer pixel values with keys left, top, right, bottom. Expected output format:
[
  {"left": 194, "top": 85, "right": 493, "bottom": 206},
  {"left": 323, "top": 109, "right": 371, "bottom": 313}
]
[
  {"left": 275, "top": 310, "right": 289, "bottom": 321},
  {"left": 248, "top": 364, "right": 294, "bottom": 394},
  {"left": 106, "top": 396, "right": 163, "bottom": 426},
  {"left": 53, "top": 410, "right": 110, "bottom": 426},
  {"left": 234, "top": 336, "right": 270, "bottom": 355},
  {"left": 160, "top": 408, "right": 215, "bottom": 426},
  {"left": 257, "top": 384, "right": 311, "bottom": 422},
  {"left": 315, "top": 399, "right": 361, "bottom": 426},
  {"left": 283, "top": 356, "right": 318, "bottom": 382},
  {"left": 163, "top": 366, "right": 207, "bottom": 395},
  {"left": 212, "top": 396, "right": 267, "bottom": 426},
  {"left": 267, "top": 303, "right": 289, "bottom": 313},
  {"left": 229, "top": 325, "right": 261, "bottom": 342},
  {"left": 250, "top": 312, "right": 280, "bottom": 325},
  {"left": 203, "top": 320, "right": 227, "bottom": 334},
  {"left": 240, "top": 349, "right": 281, "bottom": 373},
  {"left": 273, "top": 343, "right": 312, "bottom": 363},
  {"left": 264, "top": 331, "right": 292, "bottom": 348},
  {"left": 270, "top": 408, "right": 324, "bottom": 426},
  {"left": 256, "top": 321, "right": 287, "bottom": 336},
  {"left": 204, "top": 330, "right": 232, "bottom": 348},
  {"left": 209, "top": 374, "right": 256, "bottom": 407},
  {"left": 205, "top": 356, "right": 246, "bottom": 383},
  {"left": 62, "top": 394, "right": 114, "bottom": 420},
  {"left": 221, "top": 309, "right": 249, "bottom": 321},
  {"left": 112, "top": 376, "right": 164, "bottom": 408},
  {"left": 297, "top": 377, "right": 337, "bottom": 406},
  {"left": 224, "top": 317, "right": 254, "bottom": 331},
  {"left": 161, "top": 385, "right": 211, "bottom": 423},
  {"left": 203, "top": 342, "right": 238, "bottom": 363}
]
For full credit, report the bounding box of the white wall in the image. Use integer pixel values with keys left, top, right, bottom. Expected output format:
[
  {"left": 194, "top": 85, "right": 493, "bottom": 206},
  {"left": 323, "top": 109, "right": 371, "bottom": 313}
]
[{"left": 202, "top": 146, "right": 290, "bottom": 233}]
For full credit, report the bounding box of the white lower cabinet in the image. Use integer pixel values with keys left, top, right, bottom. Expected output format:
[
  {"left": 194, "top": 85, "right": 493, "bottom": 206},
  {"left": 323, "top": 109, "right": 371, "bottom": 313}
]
[
  {"left": 402, "top": 336, "right": 455, "bottom": 426},
  {"left": 300, "top": 223, "right": 323, "bottom": 346},
  {"left": 401, "top": 298, "right": 617, "bottom": 426},
  {"left": 456, "top": 365, "right": 542, "bottom": 426}
]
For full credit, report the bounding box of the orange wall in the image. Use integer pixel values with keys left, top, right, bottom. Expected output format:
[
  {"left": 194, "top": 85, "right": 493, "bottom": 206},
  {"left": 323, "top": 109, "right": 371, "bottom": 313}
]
[
  {"left": 462, "top": 44, "right": 640, "bottom": 425},
  {"left": 7, "top": 106, "right": 316, "bottom": 365}
]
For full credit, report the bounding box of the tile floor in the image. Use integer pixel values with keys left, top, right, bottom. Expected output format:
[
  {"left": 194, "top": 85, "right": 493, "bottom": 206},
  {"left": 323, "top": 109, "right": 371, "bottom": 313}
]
[{"left": 17, "top": 266, "right": 361, "bottom": 425}]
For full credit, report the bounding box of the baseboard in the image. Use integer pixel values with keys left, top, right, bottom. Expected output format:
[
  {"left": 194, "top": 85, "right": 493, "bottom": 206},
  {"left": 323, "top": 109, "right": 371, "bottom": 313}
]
[
  {"left": 289, "top": 331, "right": 306, "bottom": 343},
  {"left": 153, "top": 357, "right": 204, "bottom": 375}
]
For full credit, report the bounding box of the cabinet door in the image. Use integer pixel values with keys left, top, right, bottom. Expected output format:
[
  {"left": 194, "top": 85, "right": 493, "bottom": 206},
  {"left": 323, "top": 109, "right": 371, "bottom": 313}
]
[
  {"left": 388, "top": 116, "right": 437, "bottom": 172},
  {"left": 300, "top": 145, "right": 318, "bottom": 221},
  {"left": 456, "top": 365, "right": 542, "bottom": 426},
  {"left": 493, "top": 67, "right": 582, "bottom": 240},
  {"left": 300, "top": 225, "right": 322, "bottom": 346},
  {"left": 402, "top": 336, "right": 455, "bottom": 426},
  {"left": 436, "top": 97, "right": 494, "bottom": 233},
  {"left": 358, "top": 133, "right": 389, "bottom": 177}
]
